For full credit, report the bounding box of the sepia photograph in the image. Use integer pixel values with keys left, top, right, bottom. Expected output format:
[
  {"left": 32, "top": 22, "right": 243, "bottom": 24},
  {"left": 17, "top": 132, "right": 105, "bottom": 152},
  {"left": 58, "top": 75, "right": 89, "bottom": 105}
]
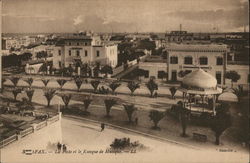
[{"left": 0, "top": 0, "right": 249, "bottom": 162}]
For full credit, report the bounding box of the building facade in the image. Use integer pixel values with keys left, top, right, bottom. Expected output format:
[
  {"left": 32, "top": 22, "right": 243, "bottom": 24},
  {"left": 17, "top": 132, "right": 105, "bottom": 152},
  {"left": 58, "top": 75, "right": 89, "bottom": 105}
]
[
  {"left": 166, "top": 44, "right": 229, "bottom": 86},
  {"left": 52, "top": 36, "right": 118, "bottom": 69}
]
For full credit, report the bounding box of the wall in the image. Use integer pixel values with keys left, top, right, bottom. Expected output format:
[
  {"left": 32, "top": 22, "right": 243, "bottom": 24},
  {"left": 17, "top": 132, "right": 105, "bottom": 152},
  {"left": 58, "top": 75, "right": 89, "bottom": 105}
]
[{"left": 139, "top": 62, "right": 167, "bottom": 79}]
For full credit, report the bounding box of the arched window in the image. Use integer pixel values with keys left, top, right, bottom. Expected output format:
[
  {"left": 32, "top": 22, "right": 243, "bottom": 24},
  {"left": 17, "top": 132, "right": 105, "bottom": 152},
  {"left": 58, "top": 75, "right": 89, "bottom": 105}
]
[
  {"left": 76, "top": 50, "right": 80, "bottom": 57},
  {"left": 184, "top": 56, "right": 193, "bottom": 65},
  {"left": 199, "top": 57, "right": 208, "bottom": 65},
  {"left": 170, "top": 56, "right": 178, "bottom": 64}
]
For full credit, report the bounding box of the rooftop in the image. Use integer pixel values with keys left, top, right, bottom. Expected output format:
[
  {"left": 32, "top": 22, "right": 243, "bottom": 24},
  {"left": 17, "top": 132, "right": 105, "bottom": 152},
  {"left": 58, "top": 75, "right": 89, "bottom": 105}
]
[{"left": 166, "top": 43, "right": 229, "bottom": 52}]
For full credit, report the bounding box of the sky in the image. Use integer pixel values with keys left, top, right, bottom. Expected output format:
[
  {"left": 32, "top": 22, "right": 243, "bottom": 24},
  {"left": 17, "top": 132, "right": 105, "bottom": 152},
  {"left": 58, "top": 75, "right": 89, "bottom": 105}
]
[{"left": 1, "top": 0, "right": 249, "bottom": 33}]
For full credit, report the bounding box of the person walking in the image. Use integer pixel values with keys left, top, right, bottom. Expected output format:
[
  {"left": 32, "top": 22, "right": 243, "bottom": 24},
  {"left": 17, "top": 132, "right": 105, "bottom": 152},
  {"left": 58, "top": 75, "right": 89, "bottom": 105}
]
[
  {"left": 57, "top": 142, "right": 62, "bottom": 153},
  {"left": 62, "top": 144, "right": 67, "bottom": 153},
  {"left": 100, "top": 123, "right": 105, "bottom": 132},
  {"left": 135, "top": 117, "right": 138, "bottom": 125}
]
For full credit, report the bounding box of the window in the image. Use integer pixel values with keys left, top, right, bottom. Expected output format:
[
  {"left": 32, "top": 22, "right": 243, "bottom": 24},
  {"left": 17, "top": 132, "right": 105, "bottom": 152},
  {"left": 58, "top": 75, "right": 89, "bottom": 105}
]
[
  {"left": 77, "top": 42, "right": 80, "bottom": 46},
  {"left": 170, "top": 56, "right": 178, "bottom": 64},
  {"left": 96, "top": 50, "right": 100, "bottom": 57},
  {"left": 199, "top": 57, "right": 208, "bottom": 65},
  {"left": 58, "top": 50, "right": 61, "bottom": 56},
  {"left": 76, "top": 50, "right": 80, "bottom": 57},
  {"left": 84, "top": 42, "right": 88, "bottom": 46},
  {"left": 85, "top": 50, "right": 88, "bottom": 57},
  {"left": 216, "top": 57, "right": 223, "bottom": 65},
  {"left": 216, "top": 72, "right": 222, "bottom": 84},
  {"left": 59, "top": 61, "right": 61, "bottom": 67},
  {"left": 68, "top": 42, "right": 71, "bottom": 46},
  {"left": 145, "top": 70, "right": 149, "bottom": 78},
  {"left": 69, "top": 50, "right": 71, "bottom": 56},
  {"left": 184, "top": 56, "right": 193, "bottom": 64}
]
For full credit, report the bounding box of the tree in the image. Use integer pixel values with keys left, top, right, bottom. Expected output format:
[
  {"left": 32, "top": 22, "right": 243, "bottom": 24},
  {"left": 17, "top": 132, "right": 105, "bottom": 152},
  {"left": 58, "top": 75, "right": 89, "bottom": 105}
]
[
  {"left": 146, "top": 78, "right": 158, "bottom": 98},
  {"left": 82, "top": 95, "right": 92, "bottom": 114},
  {"left": 149, "top": 110, "right": 166, "bottom": 130},
  {"left": 39, "top": 63, "right": 48, "bottom": 74},
  {"left": 127, "top": 81, "right": 140, "bottom": 96},
  {"left": 90, "top": 80, "right": 100, "bottom": 92},
  {"left": 225, "top": 71, "right": 241, "bottom": 88},
  {"left": 231, "top": 85, "right": 244, "bottom": 103},
  {"left": 100, "top": 65, "right": 113, "bottom": 78},
  {"left": 24, "top": 78, "right": 33, "bottom": 88},
  {"left": 16, "top": 97, "right": 34, "bottom": 112},
  {"left": 61, "top": 94, "right": 72, "bottom": 108},
  {"left": 93, "top": 62, "right": 101, "bottom": 77},
  {"left": 123, "top": 104, "right": 137, "bottom": 123},
  {"left": 10, "top": 77, "right": 20, "bottom": 87},
  {"left": 56, "top": 79, "right": 67, "bottom": 90},
  {"left": 104, "top": 98, "right": 117, "bottom": 118},
  {"left": 12, "top": 88, "right": 22, "bottom": 101},
  {"left": 25, "top": 88, "right": 34, "bottom": 102},
  {"left": 43, "top": 89, "right": 56, "bottom": 107},
  {"left": 41, "top": 79, "right": 50, "bottom": 87},
  {"left": 108, "top": 81, "right": 121, "bottom": 94},
  {"left": 180, "top": 106, "right": 190, "bottom": 137},
  {"left": 178, "top": 70, "right": 191, "bottom": 78},
  {"left": 169, "top": 87, "right": 177, "bottom": 99},
  {"left": 1, "top": 78, "right": 6, "bottom": 91},
  {"left": 136, "top": 69, "right": 147, "bottom": 80},
  {"left": 211, "top": 102, "right": 232, "bottom": 145},
  {"left": 74, "top": 77, "right": 83, "bottom": 92}
]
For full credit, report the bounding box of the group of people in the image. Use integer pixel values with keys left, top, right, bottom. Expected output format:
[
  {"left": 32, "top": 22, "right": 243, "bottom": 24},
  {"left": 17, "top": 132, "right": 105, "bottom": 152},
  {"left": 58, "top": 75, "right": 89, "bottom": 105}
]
[{"left": 57, "top": 142, "right": 67, "bottom": 153}]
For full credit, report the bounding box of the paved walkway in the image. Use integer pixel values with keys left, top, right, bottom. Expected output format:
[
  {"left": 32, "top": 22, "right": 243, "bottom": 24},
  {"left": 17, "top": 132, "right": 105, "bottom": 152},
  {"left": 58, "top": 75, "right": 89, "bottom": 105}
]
[{"left": 1, "top": 117, "right": 248, "bottom": 163}]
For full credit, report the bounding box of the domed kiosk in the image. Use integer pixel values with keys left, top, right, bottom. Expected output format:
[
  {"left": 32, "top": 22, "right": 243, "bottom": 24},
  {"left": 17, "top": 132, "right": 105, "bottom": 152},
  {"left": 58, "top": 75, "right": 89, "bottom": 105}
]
[{"left": 178, "top": 68, "right": 222, "bottom": 115}]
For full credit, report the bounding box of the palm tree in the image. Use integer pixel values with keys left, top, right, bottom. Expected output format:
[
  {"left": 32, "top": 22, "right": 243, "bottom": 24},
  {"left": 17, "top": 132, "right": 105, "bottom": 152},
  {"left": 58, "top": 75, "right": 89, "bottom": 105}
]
[
  {"left": 61, "top": 94, "right": 72, "bottom": 109},
  {"left": 25, "top": 88, "right": 34, "bottom": 102},
  {"left": 10, "top": 77, "right": 20, "bottom": 87},
  {"left": 104, "top": 98, "right": 117, "bottom": 118},
  {"left": 127, "top": 81, "right": 140, "bottom": 96},
  {"left": 169, "top": 87, "right": 177, "bottom": 99},
  {"left": 108, "top": 81, "right": 121, "bottom": 94},
  {"left": 90, "top": 80, "right": 100, "bottom": 93},
  {"left": 82, "top": 95, "right": 93, "bottom": 114},
  {"left": 43, "top": 89, "right": 56, "bottom": 107},
  {"left": 74, "top": 77, "right": 83, "bottom": 92},
  {"left": 225, "top": 71, "right": 241, "bottom": 88},
  {"left": 56, "top": 79, "right": 67, "bottom": 90},
  {"left": 179, "top": 102, "right": 190, "bottom": 137},
  {"left": 146, "top": 78, "right": 158, "bottom": 98},
  {"left": 12, "top": 88, "right": 22, "bottom": 101},
  {"left": 211, "top": 103, "right": 232, "bottom": 145},
  {"left": 41, "top": 79, "right": 50, "bottom": 87},
  {"left": 123, "top": 104, "right": 137, "bottom": 123},
  {"left": 24, "top": 78, "right": 33, "bottom": 88},
  {"left": 149, "top": 110, "right": 166, "bottom": 130}
]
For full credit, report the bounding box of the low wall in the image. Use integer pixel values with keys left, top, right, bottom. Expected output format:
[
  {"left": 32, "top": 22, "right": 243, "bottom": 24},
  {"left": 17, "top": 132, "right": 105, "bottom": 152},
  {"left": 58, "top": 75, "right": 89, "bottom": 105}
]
[{"left": 0, "top": 114, "right": 60, "bottom": 149}]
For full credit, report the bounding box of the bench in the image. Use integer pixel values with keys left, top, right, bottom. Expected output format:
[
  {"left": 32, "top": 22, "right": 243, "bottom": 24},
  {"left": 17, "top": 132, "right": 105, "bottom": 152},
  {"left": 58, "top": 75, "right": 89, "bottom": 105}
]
[{"left": 193, "top": 133, "right": 207, "bottom": 142}]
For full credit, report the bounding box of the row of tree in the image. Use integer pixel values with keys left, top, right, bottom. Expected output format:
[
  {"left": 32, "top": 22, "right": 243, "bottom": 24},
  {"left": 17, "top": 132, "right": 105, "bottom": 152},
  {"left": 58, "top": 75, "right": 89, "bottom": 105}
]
[{"left": 6, "top": 76, "right": 179, "bottom": 99}]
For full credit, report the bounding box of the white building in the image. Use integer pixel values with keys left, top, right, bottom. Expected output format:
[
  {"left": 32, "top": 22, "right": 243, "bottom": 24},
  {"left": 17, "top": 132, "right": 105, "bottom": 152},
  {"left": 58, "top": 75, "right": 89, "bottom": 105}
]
[
  {"left": 166, "top": 44, "right": 229, "bottom": 86},
  {"left": 52, "top": 36, "right": 118, "bottom": 69}
]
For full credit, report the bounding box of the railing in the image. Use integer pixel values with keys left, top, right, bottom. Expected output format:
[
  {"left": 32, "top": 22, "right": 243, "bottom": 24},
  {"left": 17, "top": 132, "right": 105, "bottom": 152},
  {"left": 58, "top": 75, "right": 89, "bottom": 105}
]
[
  {"left": 20, "top": 127, "right": 34, "bottom": 138},
  {"left": 0, "top": 114, "right": 61, "bottom": 149},
  {"left": 35, "top": 121, "right": 47, "bottom": 130},
  {"left": 47, "top": 115, "right": 59, "bottom": 125},
  {"left": 0, "top": 134, "right": 17, "bottom": 148}
]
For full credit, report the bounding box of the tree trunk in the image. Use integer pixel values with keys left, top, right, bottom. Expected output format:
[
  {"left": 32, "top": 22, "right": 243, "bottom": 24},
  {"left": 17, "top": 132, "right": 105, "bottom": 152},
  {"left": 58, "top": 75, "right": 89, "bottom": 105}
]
[
  {"left": 47, "top": 100, "right": 51, "bottom": 107},
  {"left": 215, "top": 133, "right": 220, "bottom": 145},
  {"left": 106, "top": 107, "right": 111, "bottom": 117}
]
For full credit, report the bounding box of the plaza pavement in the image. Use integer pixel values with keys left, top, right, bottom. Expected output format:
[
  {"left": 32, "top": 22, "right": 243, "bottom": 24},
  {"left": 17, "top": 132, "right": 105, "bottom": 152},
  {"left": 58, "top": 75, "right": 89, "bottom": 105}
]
[{"left": 1, "top": 117, "right": 248, "bottom": 163}]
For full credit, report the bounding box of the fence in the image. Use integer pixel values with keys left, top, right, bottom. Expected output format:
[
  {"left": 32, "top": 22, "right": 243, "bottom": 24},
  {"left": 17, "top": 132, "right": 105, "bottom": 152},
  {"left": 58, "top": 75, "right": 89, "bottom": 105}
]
[
  {"left": 35, "top": 121, "right": 47, "bottom": 131},
  {"left": 20, "top": 127, "right": 34, "bottom": 138},
  {"left": 0, "top": 134, "right": 17, "bottom": 148}
]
